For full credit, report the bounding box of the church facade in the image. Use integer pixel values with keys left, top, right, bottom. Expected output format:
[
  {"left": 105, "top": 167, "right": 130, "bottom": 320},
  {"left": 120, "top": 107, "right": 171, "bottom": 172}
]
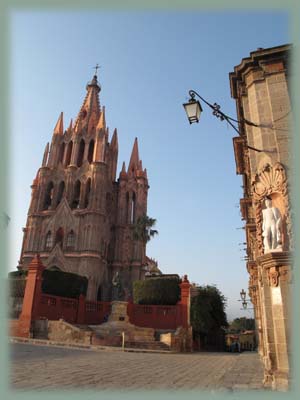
[
  {"left": 17, "top": 73, "right": 149, "bottom": 301},
  {"left": 230, "top": 44, "right": 292, "bottom": 390}
]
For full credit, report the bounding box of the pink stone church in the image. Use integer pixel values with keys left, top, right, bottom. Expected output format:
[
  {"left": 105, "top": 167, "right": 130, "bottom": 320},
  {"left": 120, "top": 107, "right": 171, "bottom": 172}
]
[{"left": 17, "top": 73, "right": 150, "bottom": 301}]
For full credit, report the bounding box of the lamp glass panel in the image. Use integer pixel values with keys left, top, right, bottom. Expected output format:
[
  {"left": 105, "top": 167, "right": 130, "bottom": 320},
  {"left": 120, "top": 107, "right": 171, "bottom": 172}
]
[{"left": 184, "top": 101, "right": 201, "bottom": 122}]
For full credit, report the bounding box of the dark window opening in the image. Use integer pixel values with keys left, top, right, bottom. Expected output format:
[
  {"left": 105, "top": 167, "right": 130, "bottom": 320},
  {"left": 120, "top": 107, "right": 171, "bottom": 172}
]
[
  {"left": 65, "top": 141, "right": 73, "bottom": 166},
  {"left": 56, "top": 181, "right": 65, "bottom": 207},
  {"left": 43, "top": 182, "right": 54, "bottom": 210},
  {"left": 84, "top": 179, "right": 91, "bottom": 208},
  {"left": 55, "top": 227, "right": 64, "bottom": 248},
  {"left": 77, "top": 139, "right": 85, "bottom": 167},
  {"left": 71, "top": 180, "right": 81, "bottom": 209},
  {"left": 87, "top": 140, "right": 95, "bottom": 163},
  {"left": 45, "top": 231, "right": 53, "bottom": 250}
]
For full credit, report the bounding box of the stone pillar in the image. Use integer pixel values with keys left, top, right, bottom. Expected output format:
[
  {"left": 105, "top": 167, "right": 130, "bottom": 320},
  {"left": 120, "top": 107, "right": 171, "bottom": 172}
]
[
  {"left": 17, "top": 254, "right": 45, "bottom": 338},
  {"left": 70, "top": 139, "right": 80, "bottom": 166},
  {"left": 257, "top": 251, "right": 292, "bottom": 391},
  {"left": 179, "top": 275, "right": 191, "bottom": 328}
]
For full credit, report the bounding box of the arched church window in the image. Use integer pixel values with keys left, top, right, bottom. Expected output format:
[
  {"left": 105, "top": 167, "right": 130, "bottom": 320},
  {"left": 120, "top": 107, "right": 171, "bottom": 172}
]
[
  {"left": 71, "top": 180, "right": 81, "bottom": 209},
  {"left": 65, "top": 141, "right": 73, "bottom": 166},
  {"left": 130, "top": 192, "right": 136, "bottom": 224},
  {"left": 58, "top": 142, "right": 65, "bottom": 164},
  {"left": 45, "top": 231, "right": 53, "bottom": 250},
  {"left": 77, "top": 139, "right": 85, "bottom": 167},
  {"left": 66, "top": 230, "right": 75, "bottom": 249},
  {"left": 43, "top": 182, "right": 54, "bottom": 210},
  {"left": 56, "top": 181, "right": 65, "bottom": 207},
  {"left": 55, "top": 227, "right": 64, "bottom": 248},
  {"left": 84, "top": 178, "right": 91, "bottom": 208},
  {"left": 87, "top": 140, "right": 95, "bottom": 163}
]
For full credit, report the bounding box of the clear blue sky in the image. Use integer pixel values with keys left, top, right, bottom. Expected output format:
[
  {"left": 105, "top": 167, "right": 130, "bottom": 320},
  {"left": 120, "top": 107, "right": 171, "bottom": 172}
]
[{"left": 8, "top": 10, "right": 289, "bottom": 320}]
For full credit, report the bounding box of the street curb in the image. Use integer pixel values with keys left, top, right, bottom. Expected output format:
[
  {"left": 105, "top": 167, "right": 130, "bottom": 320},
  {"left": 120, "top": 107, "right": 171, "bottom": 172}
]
[{"left": 9, "top": 336, "right": 174, "bottom": 354}]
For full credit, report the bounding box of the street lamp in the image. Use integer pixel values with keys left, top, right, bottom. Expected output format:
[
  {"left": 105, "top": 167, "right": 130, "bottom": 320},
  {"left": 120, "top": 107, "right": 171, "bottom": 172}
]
[
  {"left": 183, "top": 94, "right": 203, "bottom": 124},
  {"left": 240, "top": 289, "right": 246, "bottom": 301},
  {"left": 183, "top": 89, "right": 268, "bottom": 153},
  {"left": 238, "top": 288, "right": 253, "bottom": 310}
]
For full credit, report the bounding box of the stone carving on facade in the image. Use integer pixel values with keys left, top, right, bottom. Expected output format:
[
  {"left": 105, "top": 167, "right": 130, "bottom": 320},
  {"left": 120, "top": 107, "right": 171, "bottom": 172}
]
[
  {"left": 252, "top": 162, "right": 292, "bottom": 256},
  {"left": 268, "top": 267, "right": 279, "bottom": 287}
]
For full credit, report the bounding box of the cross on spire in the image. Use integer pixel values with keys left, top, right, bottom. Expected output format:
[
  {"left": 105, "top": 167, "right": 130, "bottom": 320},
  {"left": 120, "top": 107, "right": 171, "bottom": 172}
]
[{"left": 93, "top": 63, "right": 100, "bottom": 76}]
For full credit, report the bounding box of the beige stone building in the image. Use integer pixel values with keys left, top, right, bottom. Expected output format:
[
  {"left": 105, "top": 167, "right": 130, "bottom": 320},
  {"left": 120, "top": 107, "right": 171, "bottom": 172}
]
[
  {"left": 17, "top": 73, "right": 150, "bottom": 301},
  {"left": 230, "top": 44, "right": 293, "bottom": 390}
]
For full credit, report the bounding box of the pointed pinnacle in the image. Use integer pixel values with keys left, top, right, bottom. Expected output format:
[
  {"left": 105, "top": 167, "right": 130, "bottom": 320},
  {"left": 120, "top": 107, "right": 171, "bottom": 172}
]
[
  {"left": 111, "top": 128, "right": 118, "bottom": 149},
  {"left": 53, "top": 112, "right": 64, "bottom": 135},
  {"left": 128, "top": 137, "right": 140, "bottom": 172},
  {"left": 119, "top": 161, "right": 127, "bottom": 178},
  {"left": 97, "top": 107, "right": 106, "bottom": 130},
  {"left": 68, "top": 118, "right": 73, "bottom": 132}
]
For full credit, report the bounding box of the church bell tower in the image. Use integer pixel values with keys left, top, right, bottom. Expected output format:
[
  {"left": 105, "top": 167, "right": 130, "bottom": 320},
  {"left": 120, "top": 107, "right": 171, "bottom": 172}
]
[{"left": 18, "top": 71, "right": 149, "bottom": 301}]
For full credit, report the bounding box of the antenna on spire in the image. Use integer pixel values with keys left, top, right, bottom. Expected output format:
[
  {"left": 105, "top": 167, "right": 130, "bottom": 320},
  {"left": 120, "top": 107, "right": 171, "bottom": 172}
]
[{"left": 93, "top": 63, "right": 100, "bottom": 76}]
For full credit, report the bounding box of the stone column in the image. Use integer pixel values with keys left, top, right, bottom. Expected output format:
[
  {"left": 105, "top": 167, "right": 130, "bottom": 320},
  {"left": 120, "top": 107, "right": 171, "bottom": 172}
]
[
  {"left": 179, "top": 275, "right": 191, "bottom": 328},
  {"left": 17, "top": 254, "right": 45, "bottom": 338},
  {"left": 257, "top": 251, "right": 292, "bottom": 391}
]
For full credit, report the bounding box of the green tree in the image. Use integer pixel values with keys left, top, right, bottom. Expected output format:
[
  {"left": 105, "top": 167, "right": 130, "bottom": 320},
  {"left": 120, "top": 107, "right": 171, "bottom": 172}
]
[
  {"left": 132, "top": 214, "right": 158, "bottom": 265},
  {"left": 133, "top": 276, "right": 180, "bottom": 305},
  {"left": 191, "top": 285, "right": 228, "bottom": 334},
  {"left": 132, "top": 214, "right": 158, "bottom": 243}
]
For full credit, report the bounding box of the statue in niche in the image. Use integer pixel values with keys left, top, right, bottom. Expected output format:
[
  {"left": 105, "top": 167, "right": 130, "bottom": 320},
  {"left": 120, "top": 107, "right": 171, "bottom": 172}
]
[
  {"left": 262, "top": 197, "right": 282, "bottom": 253},
  {"left": 111, "top": 271, "right": 123, "bottom": 301}
]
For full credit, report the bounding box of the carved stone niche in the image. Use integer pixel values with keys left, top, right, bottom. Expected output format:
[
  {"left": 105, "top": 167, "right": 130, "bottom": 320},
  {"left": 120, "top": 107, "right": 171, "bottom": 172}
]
[{"left": 252, "top": 162, "right": 292, "bottom": 256}]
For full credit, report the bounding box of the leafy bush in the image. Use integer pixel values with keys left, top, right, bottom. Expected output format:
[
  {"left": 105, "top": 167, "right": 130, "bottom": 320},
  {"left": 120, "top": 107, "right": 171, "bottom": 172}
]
[
  {"left": 7, "top": 269, "right": 88, "bottom": 300},
  {"left": 133, "top": 276, "right": 180, "bottom": 305},
  {"left": 42, "top": 269, "right": 88, "bottom": 299}
]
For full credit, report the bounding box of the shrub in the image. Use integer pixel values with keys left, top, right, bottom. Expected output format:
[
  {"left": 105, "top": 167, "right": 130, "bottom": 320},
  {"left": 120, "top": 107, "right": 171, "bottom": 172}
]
[
  {"left": 133, "top": 276, "right": 180, "bottom": 305},
  {"left": 42, "top": 269, "right": 88, "bottom": 299},
  {"left": 7, "top": 269, "right": 88, "bottom": 300}
]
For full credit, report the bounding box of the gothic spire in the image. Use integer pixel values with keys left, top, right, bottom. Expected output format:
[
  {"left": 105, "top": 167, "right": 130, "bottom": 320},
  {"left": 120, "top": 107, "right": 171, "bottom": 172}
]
[
  {"left": 128, "top": 137, "right": 140, "bottom": 173},
  {"left": 67, "top": 118, "right": 73, "bottom": 133},
  {"left": 96, "top": 106, "right": 106, "bottom": 131},
  {"left": 119, "top": 161, "right": 127, "bottom": 179},
  {"left": 53, "top": 112, "right": 64, "bottom": 135},
  {"left": 111, "top": 128, "right": 118, "bottom": 150},
  {"left": 74, "top": 74, "right": 101, "bottom": 133},
  {"left": 42, "top": 142, "right": 49, "bottom": 166}
]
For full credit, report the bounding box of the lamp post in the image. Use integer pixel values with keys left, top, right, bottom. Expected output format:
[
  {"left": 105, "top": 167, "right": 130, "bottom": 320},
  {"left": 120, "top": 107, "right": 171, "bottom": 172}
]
[
  {"left": 183, "top": 89, "right": 269, "bottom": 153},
  {"left": 238, "top": 288, "right": 253, "bottom": 310}
]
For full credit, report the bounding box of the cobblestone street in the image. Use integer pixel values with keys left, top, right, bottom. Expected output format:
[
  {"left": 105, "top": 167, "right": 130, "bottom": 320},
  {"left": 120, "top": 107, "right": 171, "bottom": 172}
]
[{"left": 10, "top": 342, "right": 267, "bottom": 392}]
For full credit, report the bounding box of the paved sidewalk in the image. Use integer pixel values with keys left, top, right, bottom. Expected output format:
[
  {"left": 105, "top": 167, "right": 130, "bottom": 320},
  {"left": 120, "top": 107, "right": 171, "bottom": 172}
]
[{"left": 10, "top": 342, "right": 267, "bottom": 392}]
